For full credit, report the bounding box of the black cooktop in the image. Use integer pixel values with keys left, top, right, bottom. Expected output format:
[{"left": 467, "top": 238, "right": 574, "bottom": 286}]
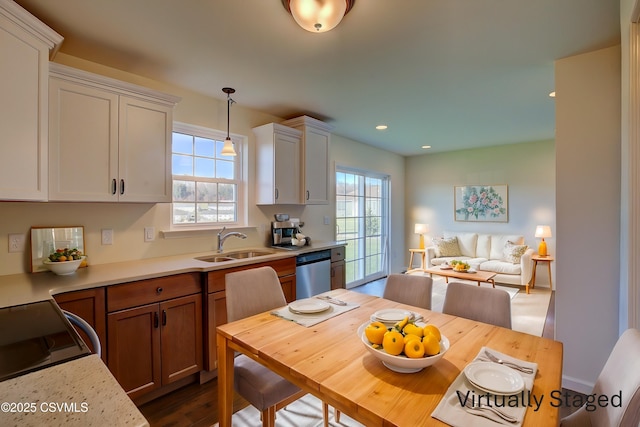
[{"left": 0, "top": 300, "right": 90, "bottom": 382}]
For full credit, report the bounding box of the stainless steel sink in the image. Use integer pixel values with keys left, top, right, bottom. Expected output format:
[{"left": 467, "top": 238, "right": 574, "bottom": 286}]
[{"left": 195, "top": 250, "right": 274, "bottom": 263}]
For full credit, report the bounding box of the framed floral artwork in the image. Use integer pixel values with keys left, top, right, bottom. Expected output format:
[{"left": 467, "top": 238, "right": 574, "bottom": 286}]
[{"left": 454, "top": 185, "right": 508, "bottom": 222}]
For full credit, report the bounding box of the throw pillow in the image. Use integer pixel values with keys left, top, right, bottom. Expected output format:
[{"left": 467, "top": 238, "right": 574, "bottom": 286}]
[
  {"left": 503, "top": 240, "right": 528, "bottom": 264},
  {"left": 432, "top": 237, "right": 462, "bottom": 257}
]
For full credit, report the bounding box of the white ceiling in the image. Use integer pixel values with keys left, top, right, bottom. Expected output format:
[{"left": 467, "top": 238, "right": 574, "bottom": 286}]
[{"left": 15, "top": 0, "right": 620, "bottom": 156}]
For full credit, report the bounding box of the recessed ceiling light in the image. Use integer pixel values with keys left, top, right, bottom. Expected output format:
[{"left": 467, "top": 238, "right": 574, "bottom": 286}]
[
  {"left": 549, "top": 91, "right": 556, "bottom": 98},
  {"left": 375, "top": 125, "right": 388, "bottom": 130},
  {"left": 421, "top": 145, "right": 431, "bottom": 149}
]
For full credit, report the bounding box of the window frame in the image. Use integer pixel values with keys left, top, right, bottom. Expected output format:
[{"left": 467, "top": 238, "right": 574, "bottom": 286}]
[{"left": 170, "top": 121, "right": 247, "bottom": 230}]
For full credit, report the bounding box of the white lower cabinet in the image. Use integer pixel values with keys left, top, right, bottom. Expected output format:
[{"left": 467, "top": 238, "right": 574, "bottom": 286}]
[{"left": 48, "top": 63, "right": 180, "bottom": 202}]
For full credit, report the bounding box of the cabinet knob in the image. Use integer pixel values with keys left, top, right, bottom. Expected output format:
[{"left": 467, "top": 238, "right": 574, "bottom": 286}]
[{"left": 156, "top": 287, "right": 163, "bottom": 294}]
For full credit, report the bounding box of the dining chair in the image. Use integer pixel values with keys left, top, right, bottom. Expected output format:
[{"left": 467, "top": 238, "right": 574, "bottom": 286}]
[
  {"left": 383, "top": 273, "right": 433, "bottom": 309},
  {"left": 225, "top": 266, "right": 332, "bottom": 427},
  {"left": 442, "top": 281, "right": 512, "bottom": 328},
  {"left": 560, "top": 328, "right": 640, "bottom": 427}
]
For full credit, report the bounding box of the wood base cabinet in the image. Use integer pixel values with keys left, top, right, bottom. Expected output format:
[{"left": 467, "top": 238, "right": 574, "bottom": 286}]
[
  {"left": 54, "top": 287, "right": 107, "bottom": 362},
  {"left": 204, "top": 257, "right": 296, "bottom": 371},
  {"left": 106, "top": 273, "right": 202, "bottom": 401},
  {"left": 331, "top": 246, "right": 346, "bottom": 290}
]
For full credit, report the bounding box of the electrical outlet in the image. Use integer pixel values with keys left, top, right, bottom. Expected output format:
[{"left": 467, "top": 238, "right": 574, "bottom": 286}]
[
  {"left": 101, "top": 229, "right": 113, "bottom": 245},
  {"left": 8, "top": 233, "right": 26, "bottom": 253},
  {"left": 144, "top": 227, "right": 155, "bottom": 242}
]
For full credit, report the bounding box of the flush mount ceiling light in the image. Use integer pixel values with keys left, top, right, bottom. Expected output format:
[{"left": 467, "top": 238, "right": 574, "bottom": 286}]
[
  {"left": 281, "top": 0, "right": 356, "bottom": 33},
  {"left": 221, "top": 87, "right": 237, "bottom": 156}
]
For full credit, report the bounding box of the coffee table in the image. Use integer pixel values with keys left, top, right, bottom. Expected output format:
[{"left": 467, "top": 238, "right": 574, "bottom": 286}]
[{"left": 424, "top": 265, "right": 497, "bottom": 287}]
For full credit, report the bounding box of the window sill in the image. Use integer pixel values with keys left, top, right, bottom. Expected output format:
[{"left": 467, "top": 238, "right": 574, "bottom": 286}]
[{"left": 161, "top": 226, "right": 256, "bottom": 239}]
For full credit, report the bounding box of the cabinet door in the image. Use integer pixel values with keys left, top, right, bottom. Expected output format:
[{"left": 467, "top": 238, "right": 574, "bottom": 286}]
[
  {"left": 273, "top": 130, "right": 300, "bottom": 204},
  {"left": 302, "top": 127, "right": 330, "bottom": 204},
  {"left": 118, "top": 96, "right": 172, "bottom": 202},
  {"left": 0, "top": 12, "right": 50, "bottom": 201},
  {"left": 331, "top": 261, "right": 345, "bottom": 290},
  {"left": 107, "top": 303, "right": 161, "bottom": 400},
  {"left": 280, "top": 274, "right": 296, "bottom": 303},
  {"left": 49, "top": 78, "right": 119, "bottom": 201},
  {"left": 205, "top": 291, "right": 227, "bottom": 371},
  {"left": 54, "top": 288, "right": 107, "bottom": 362},
  {"left": 160, "top": 294, "right": 203, "bottom": 384}
]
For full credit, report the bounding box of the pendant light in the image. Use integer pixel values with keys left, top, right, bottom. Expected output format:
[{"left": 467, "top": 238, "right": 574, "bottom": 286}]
[
  {"left": 281, "top": 0, "right": 356, "bottom": 33},
  {"left": 221, "top": 87, "right": 237, "bottom": 156}
]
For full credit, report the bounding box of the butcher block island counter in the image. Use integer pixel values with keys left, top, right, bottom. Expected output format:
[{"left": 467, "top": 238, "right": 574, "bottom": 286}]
[{"left": 0, "top": 242, "right": 345, "bottom": 425}]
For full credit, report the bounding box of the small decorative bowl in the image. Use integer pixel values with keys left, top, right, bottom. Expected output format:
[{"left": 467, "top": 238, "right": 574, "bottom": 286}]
[
  {"left": 357, "top": 322, "right": 449, "bottom": 373},
  {"left": 43, "top": 257, "right": 85, "bottom": 276}
]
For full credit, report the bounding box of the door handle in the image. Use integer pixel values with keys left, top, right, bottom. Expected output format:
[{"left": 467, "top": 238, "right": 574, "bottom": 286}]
[
  {"left": 120, "top": 179, "right": 125, "bottom": 195},
  {"left": 306, "top": 190, "right": 310, "bottom": 200},
  {"left": 154, "top": 312, "right": 159, "bottom": 328},
  {"left": 275, "top": 188, "right": 279, "bottom": 200},
  {"left": 112, "top": 179, "right": 117, "bottom": 195},
  {"left": 162, "top": 310, "right": 167, "bottom": 326}
]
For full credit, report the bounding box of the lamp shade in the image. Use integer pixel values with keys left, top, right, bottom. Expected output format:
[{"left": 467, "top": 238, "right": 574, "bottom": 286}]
[
  {"left": 221, "top": 137, "right": 236, "bottom": 156},
  {"left": 284, "top": 0, "right": 355, "bottom": 33},
  {"left": 414, "top": 224, "right": 428, "bottom": 234},
  {"left": 534, "top": 225, "right": 552, "bottom": 239}
]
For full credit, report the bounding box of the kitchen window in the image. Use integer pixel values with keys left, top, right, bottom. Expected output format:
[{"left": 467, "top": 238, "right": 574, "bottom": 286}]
[
  {"left": 171, "top": 122, "right": 245, "bottom": 227},
  {"left": 336, "top": 167, "right": 390, "bottom": 288}
]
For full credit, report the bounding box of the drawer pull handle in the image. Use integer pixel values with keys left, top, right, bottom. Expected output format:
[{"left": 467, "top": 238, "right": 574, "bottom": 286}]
[
  {"left": 112, "top": 179, "right": 117, "bottom": 195},
  {"left": 154, "top": 312, "right": 159, "bottom": 328},
  {"left": 162, "top": 310, "right": 167, "bottom": 326},
  {"left": 306, "top": 190, "right": 310, "bottom": 200},
  {"left": 120, "top": 179, "right": 125, "bottom": 195},
  {"left": 156, "top": 287, "right": 163, "bottom": 294}
]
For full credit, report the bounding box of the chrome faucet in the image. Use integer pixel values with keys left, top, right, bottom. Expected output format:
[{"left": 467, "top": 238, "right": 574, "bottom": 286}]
[{"left": 217, "top": 226, "right": 247, "bottom": 252}]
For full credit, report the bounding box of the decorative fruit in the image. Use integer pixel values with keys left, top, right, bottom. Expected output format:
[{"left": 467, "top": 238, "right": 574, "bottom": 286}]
[
  {"left": 404, "top": 339, "right": 425, "bottom": 359},
  {"left": 422, "top": 333, "right": 441, "bottom": 356},
  {"left": 403, "top": 323, "right": 424, "bottom": 338},
  {"left": 394, "top": 316, "right": 410, "bottom": 332},
  {"left": 48, "top": 248, "right": 83, "bottom": 262},
  {"left": 364, "top": 321, "right": 387, "bottom": 345},
  {"left": 382, "top": 330, "right": 404, "bottom": 356},
  {"left": 423, "top": 324, "right": 441, "bottom": 342}
]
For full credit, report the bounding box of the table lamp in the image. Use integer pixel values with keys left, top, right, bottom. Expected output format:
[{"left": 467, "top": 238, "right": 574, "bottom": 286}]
[
  {"left": 535, "top": 225, "right": 552, "bottom": 257},
  {"left": 414, "top": 224, "right": 429, "bottom": 249}
]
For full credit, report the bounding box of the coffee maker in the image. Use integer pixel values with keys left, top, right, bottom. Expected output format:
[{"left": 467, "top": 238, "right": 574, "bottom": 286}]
[{"left": 271, "top": 219, "right": 301, "bottom": 249}]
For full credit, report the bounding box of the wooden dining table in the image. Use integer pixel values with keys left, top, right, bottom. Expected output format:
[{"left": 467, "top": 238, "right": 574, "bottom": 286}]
[{"left": 217, "top": 289, "right": 563, "bottom": 426}]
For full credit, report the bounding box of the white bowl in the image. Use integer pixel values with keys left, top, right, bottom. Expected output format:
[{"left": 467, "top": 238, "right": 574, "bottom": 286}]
[
  {"left": 357, "top": 322, "right": 449, "bottom": 373},
  {"left": 43, "top": 257, "right": 85, "bottom": 275}
]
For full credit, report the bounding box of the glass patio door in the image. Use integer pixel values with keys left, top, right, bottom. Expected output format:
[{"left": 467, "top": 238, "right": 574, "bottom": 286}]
[{"left": 336, "top": 168, "right": 390, "bottom": 288}]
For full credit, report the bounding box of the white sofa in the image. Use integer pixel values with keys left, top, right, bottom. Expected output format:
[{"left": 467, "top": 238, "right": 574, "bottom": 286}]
[{"left": 425, "top": 231, "right": 534, "bottom": 286}]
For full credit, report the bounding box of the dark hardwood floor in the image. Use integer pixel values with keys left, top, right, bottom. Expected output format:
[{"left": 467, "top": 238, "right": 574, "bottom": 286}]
[{"left": 139, "top": 281, "right": 579, "bottom": 426}]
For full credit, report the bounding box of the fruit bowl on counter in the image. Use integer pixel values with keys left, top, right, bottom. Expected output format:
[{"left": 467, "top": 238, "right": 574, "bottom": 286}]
[{"left": 43, "top": 248, "right": 85, "bottom": 275}]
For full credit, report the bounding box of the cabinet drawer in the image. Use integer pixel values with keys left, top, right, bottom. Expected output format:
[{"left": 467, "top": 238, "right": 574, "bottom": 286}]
[
  {"left": 107, "top": 273, "right": 201, "bottom": 312},
  {"left": 206, "top": 257, "right": 296, "bottom": 293},
  {"left": 331, "top": 246, "right": 345, "bottom": 262}
]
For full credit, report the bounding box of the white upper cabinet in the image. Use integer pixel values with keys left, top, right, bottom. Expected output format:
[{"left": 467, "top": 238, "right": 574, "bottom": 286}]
[
  {"left": 253, "top": 123, "right": 302, "bottom": 205},
  {"left": 48, "top": 64, "right": 180, "bottom": 202},
  {"left": 282, "top": 116, "right": 331, "bottom": 205},
  {"left": 0, "top": 0, "right": 62, "bottom": 201}
]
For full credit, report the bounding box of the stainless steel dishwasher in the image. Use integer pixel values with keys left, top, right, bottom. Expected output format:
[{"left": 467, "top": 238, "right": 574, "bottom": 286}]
[{"left": 295, "top": 250, "right": 332, "bottom": 299}]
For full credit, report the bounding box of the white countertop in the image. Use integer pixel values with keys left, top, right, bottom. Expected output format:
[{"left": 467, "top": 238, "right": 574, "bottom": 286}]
[
  {"left": 0, "top": 354, "right": 148, "bottom": 427},
  {"left": 0, "top": 241, "right": 345, "bottom": 309}
]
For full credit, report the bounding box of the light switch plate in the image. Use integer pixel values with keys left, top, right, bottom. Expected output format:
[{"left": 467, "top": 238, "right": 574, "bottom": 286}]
[
  {"left": 8, "top": 233, "right": 26, "bottom": 253},
  {"left": 101, "top": 229, "right": 113, "bottom": 245},
  {"left": 144, "top": 227, "right": 155, "bottom": 242}
]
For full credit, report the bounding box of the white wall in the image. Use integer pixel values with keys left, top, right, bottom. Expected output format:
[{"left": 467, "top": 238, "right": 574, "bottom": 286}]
[
  {"left": 404, "top": 141, "right": 556, "bottom": 284},
  {"left": 555, "top": 45, "right": 622, "bottom": 393},
  {"left": 0, "top": 53, "right": 405, "bottom": 277}
]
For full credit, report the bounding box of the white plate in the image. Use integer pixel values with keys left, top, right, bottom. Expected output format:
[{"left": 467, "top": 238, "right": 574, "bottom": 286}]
[
  {"left": 288, "top": 299, "right": 331, "bottom": 314},
  {"left": 371, "top": 308, "right": 412, "bottom": 323},
  {"left": 463, "top": 362, "right": 525, "bottom": 395}
]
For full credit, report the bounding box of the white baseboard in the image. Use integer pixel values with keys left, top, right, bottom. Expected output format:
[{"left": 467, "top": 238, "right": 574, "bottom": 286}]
[{"left": 562, "top": 374, "right": 594, "bottom": 394}]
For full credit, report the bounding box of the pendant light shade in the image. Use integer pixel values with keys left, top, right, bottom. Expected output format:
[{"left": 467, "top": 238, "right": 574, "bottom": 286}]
[
  {"left": 282, "top": 0, "right": 356, "bottom": 33},
  {"left": 221, "top": 87, "right": 237, "bottom": 156}
]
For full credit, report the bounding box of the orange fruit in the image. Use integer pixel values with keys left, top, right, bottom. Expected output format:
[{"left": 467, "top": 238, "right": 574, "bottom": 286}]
[
  {"left": 382, "top": 330, "right": 404, "bottom": 356},
  {"left": 422, "top": 333, "right": 441, "bottom": 356},
  {"left": 404, "top": 339, "right": 425, "bottom": 359},
  {"left": 403, "top": 323, "right": 423, "bottom": 338},
  {"left": 403, "top": 333, "right": 422, "bottom": 344},
  {"left": 364, "top": 321, "right": 387, "bottom": 345},
  {"left": 423, "top": 324, "right": 441, "bottom": 342}
]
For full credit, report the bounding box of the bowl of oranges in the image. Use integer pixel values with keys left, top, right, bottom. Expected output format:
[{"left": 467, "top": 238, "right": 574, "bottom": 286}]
[
  {"left": 43, "top": 248, "right": 85, "bottom": 275},
  {"left": 358, "top": 316, "right": 449, "bottom": 373}
]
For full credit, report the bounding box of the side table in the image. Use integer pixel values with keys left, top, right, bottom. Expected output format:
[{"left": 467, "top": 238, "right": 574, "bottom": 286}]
[
  {"left": 407, "top": 248, "right": 426, "bottom": 272},
  {"left": 527, "top": 254, "right": 554, "bottom": 294}
]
